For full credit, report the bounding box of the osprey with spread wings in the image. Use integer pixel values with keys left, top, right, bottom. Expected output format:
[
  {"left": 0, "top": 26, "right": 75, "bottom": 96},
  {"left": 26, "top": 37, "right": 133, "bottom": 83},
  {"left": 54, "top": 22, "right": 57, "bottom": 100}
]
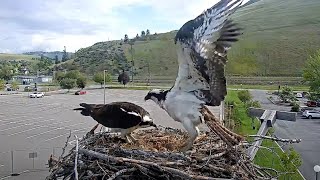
[{"left": 144, "top": 0, "right": 244, "bottom": 151}]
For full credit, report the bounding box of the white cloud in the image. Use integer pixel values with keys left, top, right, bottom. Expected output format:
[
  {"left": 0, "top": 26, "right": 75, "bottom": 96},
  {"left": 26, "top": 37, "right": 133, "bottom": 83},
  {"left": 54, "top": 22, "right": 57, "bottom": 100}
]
[{"left": 0, "top": 0, "right": 250, "bottom": 53}]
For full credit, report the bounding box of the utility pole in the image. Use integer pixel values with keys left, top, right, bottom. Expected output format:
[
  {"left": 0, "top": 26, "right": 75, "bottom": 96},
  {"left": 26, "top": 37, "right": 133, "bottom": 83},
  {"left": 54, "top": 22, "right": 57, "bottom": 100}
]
[
  {"left": 103, "top": 70, "right": 107, "bottom": 105},
  {"left": 129, "top": 40, "right": 135, "bottom": 83},
  {"left": 147, "top": 61, "right": 150, "bottom": 86},
  {"left": 131, "top": 44, "right": 134, "bottom": 82}
]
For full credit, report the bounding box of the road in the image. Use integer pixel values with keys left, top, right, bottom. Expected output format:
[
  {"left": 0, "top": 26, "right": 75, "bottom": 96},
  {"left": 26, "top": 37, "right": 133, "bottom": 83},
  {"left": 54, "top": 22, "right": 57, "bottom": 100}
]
[
  {"left": 250, "top": 89, "right": 320, "bottom": 180},
  {"left": 0, "top": 89, "right": 220, "bottom": 180}
]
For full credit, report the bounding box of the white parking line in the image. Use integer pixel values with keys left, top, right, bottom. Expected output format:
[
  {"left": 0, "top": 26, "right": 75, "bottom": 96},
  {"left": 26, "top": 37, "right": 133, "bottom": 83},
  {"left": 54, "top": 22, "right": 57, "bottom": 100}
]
[
  {"left": 7, "top": 121, "right": 68, "bottom": 136},
  {"left": 0, "top": 106, "right": 66, "bottom": 117},
  {"left": 0, "top": 170, "right": 30, "bottom": 180},
  {"left": 26, "top": 122, "right": 87, "bottom": 139},
  {"left": 0, "top": 119, "right": 55, "bottom": 132},
  {"left": 42, "top": 128, "right": 88, "bottom": 142},
  {"left": 0, "top": 109, "right": 65, "bottom": 124},
  {"left": 0, "top": 116, "right": 48, "bottom": 125}
]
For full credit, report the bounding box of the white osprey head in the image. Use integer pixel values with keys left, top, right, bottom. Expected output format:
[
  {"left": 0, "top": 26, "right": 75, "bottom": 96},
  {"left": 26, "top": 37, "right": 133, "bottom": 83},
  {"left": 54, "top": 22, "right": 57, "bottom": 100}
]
[{"left": 144, "top": 89, "right": 168, "bottom": 108}]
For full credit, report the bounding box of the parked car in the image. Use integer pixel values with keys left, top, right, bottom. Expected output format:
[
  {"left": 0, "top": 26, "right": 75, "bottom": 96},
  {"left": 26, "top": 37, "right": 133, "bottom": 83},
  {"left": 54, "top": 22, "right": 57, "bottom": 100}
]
[
  {"left": 75, "top": 90, "right": 86, "bottom": 95},
  {"left": 7, "top": 87, "right": 18, "bottom": 91},
  {"left": 306, "top": 100, "right": 317, "bottom": 107},
  {"left": 296, "top": 93, "right": 303, "bottom": 98},
  {"left": 29, "top": 92, "right": 45, "bottom": 98},
  {"left": 302, "top": 110, "right": 320, "bottom": 119},
  {"left": 300, "top": 106, "right": 317, "bottom": 113}
]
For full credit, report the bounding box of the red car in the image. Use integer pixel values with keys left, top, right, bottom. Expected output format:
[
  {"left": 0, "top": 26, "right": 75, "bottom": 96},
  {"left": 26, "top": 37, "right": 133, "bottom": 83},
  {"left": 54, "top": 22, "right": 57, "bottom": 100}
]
[
  {"left": 75, "top": 90, "right": 86, "bottom": 95},
  {"left": 306, "top": 100, "right": 317, "bottom": 107}
]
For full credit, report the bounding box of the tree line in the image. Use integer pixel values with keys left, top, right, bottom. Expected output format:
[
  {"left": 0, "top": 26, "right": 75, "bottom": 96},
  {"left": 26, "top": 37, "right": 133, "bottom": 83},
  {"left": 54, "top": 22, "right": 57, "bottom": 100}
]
[
  {"left": 123, "top": 29, "right": 158, "bottom": 43},
  {"left": 0, "top": 58, "right": 53, "bottom": 81},
  {"left": 53, "top": 70, "right": 130, "bottom": 91}
]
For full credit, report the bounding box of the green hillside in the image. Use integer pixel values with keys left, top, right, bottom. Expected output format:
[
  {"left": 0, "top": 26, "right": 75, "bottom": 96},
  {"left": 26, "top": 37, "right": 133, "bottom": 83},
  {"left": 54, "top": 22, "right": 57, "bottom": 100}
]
[
  {"left": 227, "top": 0, "right": 320, "bottom": 76},
  {"left": 73, "top": 41, "right": 130, "bottom": 75},
  {"left": 122, "top": 31, "right": 177, "bottom": 77},
  {"left": 0, "top": 53, "right": 38, "bottom": 61},
  {"left": 70, "top": 0, "right": 320, "bottom": 80}
]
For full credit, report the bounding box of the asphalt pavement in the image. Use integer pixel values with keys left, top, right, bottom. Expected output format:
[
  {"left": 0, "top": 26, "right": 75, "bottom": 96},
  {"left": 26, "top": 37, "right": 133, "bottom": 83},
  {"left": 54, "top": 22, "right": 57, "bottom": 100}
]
[{"left": 250, "top": 89, "right": 320, "bottom": 180}]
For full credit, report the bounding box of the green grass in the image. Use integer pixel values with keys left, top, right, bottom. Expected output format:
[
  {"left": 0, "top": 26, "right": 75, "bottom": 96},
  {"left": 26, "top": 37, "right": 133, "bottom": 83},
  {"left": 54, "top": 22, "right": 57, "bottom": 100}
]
[
  {"left": 122, "top": 36, "right": 178, "bottom": 77},
  {"left": 0, "top": 53, "right": 37, "bottom": 61},
  {"left": 226, "top": 90, "right": 304, "bottom": 179},
  {"left": 227, "top": 0, "right": 320, "bottom": 76},
  {"left": 225, "top": 90, "right": 261, "bottom": 135},
  {"left": 228, "top": 84, "right": 309, "bottom": 91}
]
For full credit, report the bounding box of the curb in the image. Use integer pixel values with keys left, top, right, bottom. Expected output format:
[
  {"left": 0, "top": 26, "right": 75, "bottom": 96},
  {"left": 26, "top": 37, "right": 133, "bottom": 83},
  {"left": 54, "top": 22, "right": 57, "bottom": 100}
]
[
  {"left": 0, "top": 92, "right": 20, "bottom": 96},
  {"left": 267, "top": 96, "right": 277, "bottom": 104}
]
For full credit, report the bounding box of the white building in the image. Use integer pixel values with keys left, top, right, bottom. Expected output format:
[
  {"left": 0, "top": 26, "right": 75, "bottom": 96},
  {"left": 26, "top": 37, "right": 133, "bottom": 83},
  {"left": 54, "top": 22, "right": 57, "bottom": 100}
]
[{"left": 12, "top": 75, "right": 53, "bottom": 84}]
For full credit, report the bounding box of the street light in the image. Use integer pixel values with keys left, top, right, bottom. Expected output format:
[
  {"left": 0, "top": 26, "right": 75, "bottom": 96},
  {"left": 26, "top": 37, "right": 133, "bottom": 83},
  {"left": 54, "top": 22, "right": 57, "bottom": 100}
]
[
  {"left": 314, "top": 165, "right": 320, "bottom": 180},
  {"left": 103, "top": 70, "right": 107, "bottom": 105},
  {"left": 103, "top": 70, "right": 109, "bottom": 132}
]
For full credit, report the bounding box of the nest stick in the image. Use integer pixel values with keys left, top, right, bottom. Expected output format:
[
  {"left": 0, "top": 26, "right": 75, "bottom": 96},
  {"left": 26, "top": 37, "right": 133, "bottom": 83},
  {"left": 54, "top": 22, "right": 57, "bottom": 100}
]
[{"left": 74, "top": 135, "right": 79, "bottom": 180}]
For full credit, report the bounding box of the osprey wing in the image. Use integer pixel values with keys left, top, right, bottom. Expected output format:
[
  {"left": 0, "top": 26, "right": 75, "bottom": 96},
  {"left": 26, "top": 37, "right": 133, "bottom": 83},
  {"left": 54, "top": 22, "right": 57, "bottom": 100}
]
[
  {"left": 94, "top": 102, "right": 147, "bottom": 129},
  {"left": 172, "top": 0, "right": 243, "bottom": 106}
]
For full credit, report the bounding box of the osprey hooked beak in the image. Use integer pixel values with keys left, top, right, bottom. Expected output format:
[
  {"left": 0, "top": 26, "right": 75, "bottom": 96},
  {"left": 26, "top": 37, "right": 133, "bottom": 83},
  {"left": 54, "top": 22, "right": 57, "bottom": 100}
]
[
  {"left": 144, "top": 94, "right": 151, "bottom": 101},
  {"left": 139, "top": 120, "right": 158, "bottom": 129}
]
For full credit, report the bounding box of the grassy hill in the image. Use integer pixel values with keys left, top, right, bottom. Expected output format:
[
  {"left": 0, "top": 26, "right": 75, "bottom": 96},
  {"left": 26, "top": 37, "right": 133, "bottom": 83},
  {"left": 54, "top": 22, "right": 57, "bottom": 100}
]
[
  {"left": 73, "top": 41, "right": 130, "bottom": 75},
  {"left": 227, "top": 0, "right": 320, "bottom": 76},
  {"left": 69, "top": 0, "right": 320, "bottom": 81},
  {"left": 122, "top": 31, "right": 177, "bottom": 78},
  {"left": 0, "top": 53, "right": 38, "bottom": 61}
]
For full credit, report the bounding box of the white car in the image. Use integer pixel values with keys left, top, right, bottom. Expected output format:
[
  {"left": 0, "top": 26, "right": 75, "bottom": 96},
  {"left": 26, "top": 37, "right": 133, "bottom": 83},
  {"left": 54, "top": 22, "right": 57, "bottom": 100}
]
[
  {"left": 296, "top": 93, "right": 303, "bottom": 98},
  {"left": 29, "top": 92, "right": 44, "bottom": 98},
  {"left": 302, "top": 110, "right": 320, "bottom": 119}
]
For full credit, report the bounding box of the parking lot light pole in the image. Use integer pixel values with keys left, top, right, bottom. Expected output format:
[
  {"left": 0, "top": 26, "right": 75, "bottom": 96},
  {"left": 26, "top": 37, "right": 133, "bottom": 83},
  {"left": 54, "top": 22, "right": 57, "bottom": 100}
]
[
  {"left": 103, "top": 70, "right": 109, "bottom": 132},
  {"left": 103, "top": 70, "right": 107, "bottom": 105},
  {"left": 314, "top": 165, "right": 320, "bottom": 180}
]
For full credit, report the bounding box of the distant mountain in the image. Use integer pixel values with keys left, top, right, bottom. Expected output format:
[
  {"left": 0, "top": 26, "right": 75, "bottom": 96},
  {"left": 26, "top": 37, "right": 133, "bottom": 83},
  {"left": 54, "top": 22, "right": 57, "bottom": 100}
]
[{"left": 23, "top": 51, "right": 74, "bottom": 61}]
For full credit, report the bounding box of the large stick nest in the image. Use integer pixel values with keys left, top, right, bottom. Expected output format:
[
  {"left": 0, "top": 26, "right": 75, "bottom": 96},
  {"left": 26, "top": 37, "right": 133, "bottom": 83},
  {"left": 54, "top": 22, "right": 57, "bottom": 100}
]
[
  {"left": 46, "top": 125, "right": 261, "bottom": 180},
  {"left": 46, "top": 107, "right": 278, "bottom": 180}
]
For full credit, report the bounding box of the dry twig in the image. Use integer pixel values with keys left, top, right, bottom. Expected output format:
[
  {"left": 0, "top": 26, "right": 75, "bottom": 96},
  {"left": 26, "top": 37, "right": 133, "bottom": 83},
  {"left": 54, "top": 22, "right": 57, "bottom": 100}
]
[{"left": 248, "top": 135, "right": 301, "bottom": 144}]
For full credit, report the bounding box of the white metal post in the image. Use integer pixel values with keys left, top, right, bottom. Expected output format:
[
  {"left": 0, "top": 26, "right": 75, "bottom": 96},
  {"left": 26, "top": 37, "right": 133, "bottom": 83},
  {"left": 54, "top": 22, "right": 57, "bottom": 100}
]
[
  {"left": 220, "top": 100, "right": 225, "bottom": 124},
  {"left": 103, "top": 70, "right": 106, "bottom": 105},
  {"left": 103, "top": 70, "right": 109, "bottom": 132}
]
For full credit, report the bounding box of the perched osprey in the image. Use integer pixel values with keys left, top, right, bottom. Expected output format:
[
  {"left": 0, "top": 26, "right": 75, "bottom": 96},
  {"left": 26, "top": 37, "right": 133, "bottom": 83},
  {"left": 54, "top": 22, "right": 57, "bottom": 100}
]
[
  {"left": 144, "top": 0, "right": 244, "bottom": 151},
  {"left": 73, "top": 102, "right": 156, "bottom": 143}
]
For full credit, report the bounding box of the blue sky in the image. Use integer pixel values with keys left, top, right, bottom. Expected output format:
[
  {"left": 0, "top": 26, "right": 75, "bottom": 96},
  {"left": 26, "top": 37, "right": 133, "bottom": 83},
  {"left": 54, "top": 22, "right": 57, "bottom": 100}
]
[{"left": 0, "top": 0, "right": 249, "bottom": 53}]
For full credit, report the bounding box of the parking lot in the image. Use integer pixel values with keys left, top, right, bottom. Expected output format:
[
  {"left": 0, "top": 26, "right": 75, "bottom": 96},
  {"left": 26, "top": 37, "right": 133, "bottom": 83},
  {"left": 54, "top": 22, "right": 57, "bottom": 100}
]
[
  {"left": 0, "top": 89, "right": 220, "bottom": 179},
  {"left": 251, "top": 90, "right": 320, "bottom": 180}
]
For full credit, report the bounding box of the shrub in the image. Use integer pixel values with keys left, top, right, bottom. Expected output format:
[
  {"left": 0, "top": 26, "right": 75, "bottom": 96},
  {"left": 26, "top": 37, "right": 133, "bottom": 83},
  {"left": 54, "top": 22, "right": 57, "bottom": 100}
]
[
  {"left": 11, "top": 81, "right": 19, "bottom": 90},
  {"left": 93, "top": 72, "right": 112, "bottom": 87},
  {"left": 59, "top": 78, "right": 76, "bottom": 91},
  {"left": 0, "top": 79, "right": 4, "bottom": 90},
  {"left": 238, "top": 90, "right": 252, "bottom": 104},
  {"left": 291, "top": 103, "right": 300, "bottom": 112},
  {"left": 76, "top": 76, "right": 87, "bottom": 89},
  {"left": 279, "top": 86, "right": 296, "bottom": 103}
]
